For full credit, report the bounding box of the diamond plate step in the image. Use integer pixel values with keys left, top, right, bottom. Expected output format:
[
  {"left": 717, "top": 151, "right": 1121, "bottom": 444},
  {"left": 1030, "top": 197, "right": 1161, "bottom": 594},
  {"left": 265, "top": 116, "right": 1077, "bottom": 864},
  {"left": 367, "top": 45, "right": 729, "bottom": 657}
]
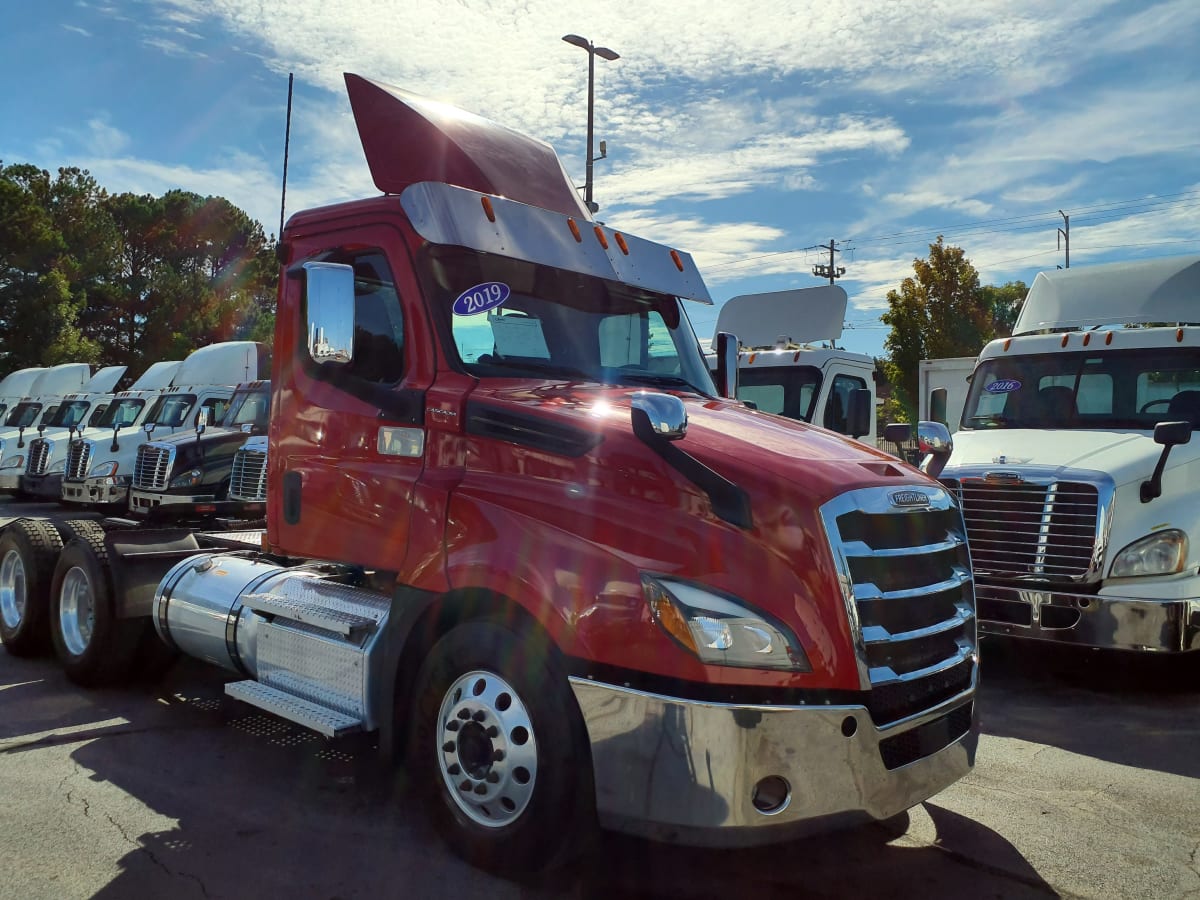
[
  {"left": 225, "top": 680, "right": 363, "bottom": 738},
  {"left": 241, "top": 591, "right": 379, "bottom": 639}
]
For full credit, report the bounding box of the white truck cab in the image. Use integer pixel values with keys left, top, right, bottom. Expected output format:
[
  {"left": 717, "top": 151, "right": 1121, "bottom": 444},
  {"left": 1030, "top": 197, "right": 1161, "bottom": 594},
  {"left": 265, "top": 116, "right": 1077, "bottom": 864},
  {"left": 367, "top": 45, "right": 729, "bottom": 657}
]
[
  {"left": 19, "top": 362, "right": 180, "bottom": 500},
  {"left": 0, "top": 368, "right": 47, "bottom": 422},
  {"left": 0, "top": 364, "right": 93, "bottom": 488},
  {"left": 61, "top": 342, "right": 267, "bottom": 507},
  {"left": 705, "top": 286, "right": 878, "bottom": 444},
  {"left": 922, "top": 254, "right": 1200, "bottom": 652}
]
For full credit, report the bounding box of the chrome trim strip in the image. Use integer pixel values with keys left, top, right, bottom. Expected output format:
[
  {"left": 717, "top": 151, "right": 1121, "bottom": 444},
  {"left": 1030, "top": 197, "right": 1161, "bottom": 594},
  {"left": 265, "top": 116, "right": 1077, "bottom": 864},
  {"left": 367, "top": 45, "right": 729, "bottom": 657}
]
[
  {"left": 867, "top": 641, "right": 975, "bottom": 687},
  {"left": 861, "top": 603, "right": 974, "bottom": 645},
  {"left": 852, "top": 568, "right": 972, "bottom": 602}
]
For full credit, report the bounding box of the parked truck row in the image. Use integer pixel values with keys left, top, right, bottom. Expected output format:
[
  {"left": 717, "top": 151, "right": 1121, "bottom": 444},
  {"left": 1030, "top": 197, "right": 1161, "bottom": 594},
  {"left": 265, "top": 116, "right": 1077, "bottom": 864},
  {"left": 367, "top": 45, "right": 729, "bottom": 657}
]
[{"left": 0, "top": 73, "right": 979, "bottom": 877}]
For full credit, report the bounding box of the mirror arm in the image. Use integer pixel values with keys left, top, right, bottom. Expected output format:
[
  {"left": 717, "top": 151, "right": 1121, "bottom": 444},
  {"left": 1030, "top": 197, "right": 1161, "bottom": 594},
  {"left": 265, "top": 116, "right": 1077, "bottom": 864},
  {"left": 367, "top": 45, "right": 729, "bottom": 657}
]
[{"left": 1140, "top": 446, "right": 1174, "bottom": 503}]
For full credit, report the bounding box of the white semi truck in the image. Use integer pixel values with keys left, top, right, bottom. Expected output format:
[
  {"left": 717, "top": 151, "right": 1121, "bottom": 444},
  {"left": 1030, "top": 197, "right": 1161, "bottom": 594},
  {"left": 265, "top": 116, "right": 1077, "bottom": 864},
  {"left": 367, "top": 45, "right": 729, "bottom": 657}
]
[
  {"left": 0, "top": 368, "right": 47, "bottom": 422},
  {"left": 60, "top": 342, "right": 267, "bottom": 508},
  {"left": 0, "top": 364, "right": 94, "bottom": 484},
  {"left": 705, "top": 285, "right": 878, "bottom": 444},
  {"left": 920, "top": 254, "right": 1200, "bottom": 652}
]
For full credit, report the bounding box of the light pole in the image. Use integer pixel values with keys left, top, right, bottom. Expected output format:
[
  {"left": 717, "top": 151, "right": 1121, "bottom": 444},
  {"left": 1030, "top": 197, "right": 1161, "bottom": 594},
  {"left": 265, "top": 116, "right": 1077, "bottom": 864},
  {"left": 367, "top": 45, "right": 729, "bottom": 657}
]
[{"left": 562, "top": 33, "right": 619, "bottom": 213}]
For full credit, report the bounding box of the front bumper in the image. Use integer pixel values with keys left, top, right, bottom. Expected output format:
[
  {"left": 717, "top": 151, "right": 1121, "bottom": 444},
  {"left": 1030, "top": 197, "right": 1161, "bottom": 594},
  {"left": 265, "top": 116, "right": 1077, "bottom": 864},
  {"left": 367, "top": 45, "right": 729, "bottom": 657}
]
[
  {"left": 61, "top": 476, "right": 130, "bottom": 506},
  {"left": 18, "top": 473, "right": 63, "bottom": 499},
  {"left": 569, "top": 677, "right": 977, "bottom": 846},
  {"left": 977, "top": 582, "right": 1200, "bottom": 652},
  {"left": 128, "top": 488, "right": 263, "bottom": 523},
  {"left": 0, "top": 471, "right": 25, "bottom": 492}
]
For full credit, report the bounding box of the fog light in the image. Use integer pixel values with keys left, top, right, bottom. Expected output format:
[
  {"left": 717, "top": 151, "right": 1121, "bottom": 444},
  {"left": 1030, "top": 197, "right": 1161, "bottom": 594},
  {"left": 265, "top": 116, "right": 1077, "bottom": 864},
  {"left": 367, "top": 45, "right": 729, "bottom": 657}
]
[{"left": 751, "top": 776, "right": 790, "bottom": 814}]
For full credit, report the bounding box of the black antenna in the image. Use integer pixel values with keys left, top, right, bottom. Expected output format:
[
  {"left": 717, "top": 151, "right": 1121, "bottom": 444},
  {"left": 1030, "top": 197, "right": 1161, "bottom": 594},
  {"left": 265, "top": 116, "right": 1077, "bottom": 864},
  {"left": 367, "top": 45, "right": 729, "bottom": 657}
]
[{"left": 279, "top": 72, "right": 294, "bottom": 240}]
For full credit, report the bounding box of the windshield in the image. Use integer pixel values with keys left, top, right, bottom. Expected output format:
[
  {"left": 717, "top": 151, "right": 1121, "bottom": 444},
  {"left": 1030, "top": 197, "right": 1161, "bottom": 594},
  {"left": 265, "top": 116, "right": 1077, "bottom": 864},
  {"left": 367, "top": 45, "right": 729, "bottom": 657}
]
[
  {"left": 45, "top": 400, "right": 92, "bottom": 428},
  {"left": 425, "top": 246, "right": 716, "bottom": 395},
  {"left": 5, "top": 402, "right": 43, "bottom": 428},
  {"left": 150, "top": 394, "right": 197, "bottom": 427},
  {"left": 962, "top": 348, "right": 1200, "bottom": 430},
  {"left": 93, "top": 398, "right": 146, "bottom": 429},
  {"left": 726, "top": 365, "right": 822, "bottom": 421},
  {"left": 221, "top": 390, "right": 270, "bottom": 427}
]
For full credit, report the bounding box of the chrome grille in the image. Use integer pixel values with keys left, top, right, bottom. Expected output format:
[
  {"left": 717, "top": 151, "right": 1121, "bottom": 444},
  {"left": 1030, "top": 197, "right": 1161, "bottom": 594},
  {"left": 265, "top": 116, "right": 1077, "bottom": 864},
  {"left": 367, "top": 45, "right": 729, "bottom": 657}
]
[
  {"left": 821, "top": 486, "right": 977, "bottom": 728},
  {"left": 944, "top": 478, "right": 1100, "bottom": 582},
  {"left": 26, "top": 439, "right": 51, "bottom": 475},
  {"left": 228, "top": 445, "right": 268, "bottom": 501},
  {"left": 134, "top": 444, "right": 175, "bottom": 490},
  {"left": 65, "top": 440, "right": 93, "bottom": 481}
]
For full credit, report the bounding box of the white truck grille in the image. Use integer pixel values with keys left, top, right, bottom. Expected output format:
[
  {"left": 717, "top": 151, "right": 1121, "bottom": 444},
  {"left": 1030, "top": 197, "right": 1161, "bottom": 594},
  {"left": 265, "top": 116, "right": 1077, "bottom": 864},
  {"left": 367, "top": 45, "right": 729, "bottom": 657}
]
[
  {"left": 26, "top": 439, "right": 51, "bottom": 475},
  {"left": 229, "top": 446, "right": 268, "bottom": 502},
  {"left": 134, "top": 444, "right": 175, "bottom": 491},
  {"left": 65, "top": 440, "right": 93, "bottom": 480}
]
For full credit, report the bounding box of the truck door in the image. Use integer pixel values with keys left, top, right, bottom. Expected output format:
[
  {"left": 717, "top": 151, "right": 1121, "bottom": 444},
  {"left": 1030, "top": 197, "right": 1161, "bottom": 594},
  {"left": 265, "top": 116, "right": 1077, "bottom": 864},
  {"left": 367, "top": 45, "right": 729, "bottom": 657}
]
[{"left": 274, "top": 234, "right": 427, "bottom": 570}]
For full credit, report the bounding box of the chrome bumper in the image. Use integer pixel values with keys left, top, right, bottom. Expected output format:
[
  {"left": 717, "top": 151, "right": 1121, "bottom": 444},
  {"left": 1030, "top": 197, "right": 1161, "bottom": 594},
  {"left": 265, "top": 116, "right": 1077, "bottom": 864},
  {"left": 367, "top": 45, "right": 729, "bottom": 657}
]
[
  {"left": 0, "top": 472, "right": 23, "bottom": 492},
  {"left": 977, "top": 582, "right": 1200, "bottom": 652},
  {"left": 568, "top": 677, "right": 977, "bottom": 846},
  {"left": 62, "top": 477, "right": 130, "bottom": 505}
]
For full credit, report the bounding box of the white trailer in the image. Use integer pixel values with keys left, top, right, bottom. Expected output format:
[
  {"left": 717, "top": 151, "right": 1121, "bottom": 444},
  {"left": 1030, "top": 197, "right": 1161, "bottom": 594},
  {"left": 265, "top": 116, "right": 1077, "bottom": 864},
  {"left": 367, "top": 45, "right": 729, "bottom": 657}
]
[{"left": 918, "top": 357, "right": 975, "bottom": 432}]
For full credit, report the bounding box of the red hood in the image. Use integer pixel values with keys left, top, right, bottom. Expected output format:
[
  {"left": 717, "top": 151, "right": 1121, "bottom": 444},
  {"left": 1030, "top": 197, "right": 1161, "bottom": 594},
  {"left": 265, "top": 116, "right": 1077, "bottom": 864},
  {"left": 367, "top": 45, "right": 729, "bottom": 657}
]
[{"left": 344, "top": 73, "right": 591, "bottom": 219}]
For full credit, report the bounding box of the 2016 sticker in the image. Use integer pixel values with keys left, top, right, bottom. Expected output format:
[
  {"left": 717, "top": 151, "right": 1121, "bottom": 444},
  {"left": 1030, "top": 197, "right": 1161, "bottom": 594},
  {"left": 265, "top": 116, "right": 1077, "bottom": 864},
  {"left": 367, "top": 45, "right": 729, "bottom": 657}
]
[
  {"left": 985, "top": 379, "right": 1022, "bottom": 393},
  {"left": 453, "top": 282, "right": 510, "bottom": 316}
]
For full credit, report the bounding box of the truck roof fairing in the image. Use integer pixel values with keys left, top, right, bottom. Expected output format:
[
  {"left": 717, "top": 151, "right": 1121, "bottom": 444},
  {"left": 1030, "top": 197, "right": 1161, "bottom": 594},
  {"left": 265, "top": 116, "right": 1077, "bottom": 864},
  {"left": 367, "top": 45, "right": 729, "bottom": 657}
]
[
  {"left": 345, "top": 73, "right": 592, "bottom": 221},
  {"left": 1014, "top": 254, "right": 1200, "bottom": 335},
  {"left": 713, "top": 286, "right": 847, "bottom": 349}
]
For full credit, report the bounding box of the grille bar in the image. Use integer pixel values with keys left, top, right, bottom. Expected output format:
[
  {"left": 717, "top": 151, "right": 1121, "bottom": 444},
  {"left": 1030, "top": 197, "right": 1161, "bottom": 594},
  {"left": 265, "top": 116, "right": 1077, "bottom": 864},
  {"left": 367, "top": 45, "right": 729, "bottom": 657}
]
[
  {"left": 228, "top": 445, "right": 268, "bottom": 502},
  {"left": 26, "top": 439, "right": 50, "bottom": 475},
  {"left": 65, "top": 440, "right": 93, "bottom": 480}
]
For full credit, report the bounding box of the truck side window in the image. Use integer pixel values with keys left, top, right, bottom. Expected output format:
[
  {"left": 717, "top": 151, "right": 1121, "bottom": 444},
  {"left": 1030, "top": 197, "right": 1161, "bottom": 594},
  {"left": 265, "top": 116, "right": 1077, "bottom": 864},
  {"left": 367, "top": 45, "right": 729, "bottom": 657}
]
[
  {"left": 824, "top": 374, "right": 867, "bottom": 434},
  {"left": 201, "top": 397, "right": 229, "bottom": 424},
  {"left": 347, "top": 252, "right": 405, "bottom": 384}
]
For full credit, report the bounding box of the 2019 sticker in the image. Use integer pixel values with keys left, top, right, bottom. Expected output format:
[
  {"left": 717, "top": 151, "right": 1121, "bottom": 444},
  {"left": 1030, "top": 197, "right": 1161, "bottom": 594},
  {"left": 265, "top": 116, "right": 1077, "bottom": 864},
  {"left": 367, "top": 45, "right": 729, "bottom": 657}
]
[
  {"left": 453, "top": 282, "right": 510, "bottom": 316},
  {"left": 985, "top": 379, "right": 1022, "bottom": 393}
]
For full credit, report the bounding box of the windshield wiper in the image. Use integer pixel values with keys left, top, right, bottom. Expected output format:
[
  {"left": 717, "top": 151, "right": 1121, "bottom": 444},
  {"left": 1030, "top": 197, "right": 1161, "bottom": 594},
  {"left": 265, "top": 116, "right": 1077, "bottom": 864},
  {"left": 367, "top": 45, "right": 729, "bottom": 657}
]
[{"left": 615, "top": 372, "right": 704, "bottom": 393}]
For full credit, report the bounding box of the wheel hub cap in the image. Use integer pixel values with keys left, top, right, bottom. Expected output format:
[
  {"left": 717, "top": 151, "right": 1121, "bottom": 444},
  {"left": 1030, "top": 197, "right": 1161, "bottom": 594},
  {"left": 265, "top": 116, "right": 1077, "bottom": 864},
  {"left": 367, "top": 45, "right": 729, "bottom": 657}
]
[
  {"left": 58, "top": 567, "right": 95, "bottom": 657},
  {"left": 436, "top": 670, "right": 537, "bottom": 828},
  {"left": 0, "top": 549, "right": 27, "bottom": 630}
]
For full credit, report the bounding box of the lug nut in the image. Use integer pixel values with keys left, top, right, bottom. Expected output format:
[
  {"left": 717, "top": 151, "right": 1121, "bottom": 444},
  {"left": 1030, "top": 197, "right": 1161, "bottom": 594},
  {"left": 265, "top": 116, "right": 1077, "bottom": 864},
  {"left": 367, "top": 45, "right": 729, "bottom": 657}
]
[
  {"left": 457, "top": 709, "right": 471, "bottom": 720},
  {"left": 442, "top": 741, "right": 456, "bottom": 753},
  {"left": 486, "top": 725, "right": 499, "bottom": 738},
  {"left": 447, "top": 764, "right": 461, "bottom": 776},
  {"left": 459, "top": 780, "right": 472, "bottom": 792},
  {"left": 473, "top": 784, "right": 488, "bottom": 795},
  {"left": 472, "top": 710, "right": 486, "bottom": 722},
  {"left": 486, "top": 772, "right": 500, "bottom": 784},
  {"left": 492, "top": 749, "right": 505, "bottom": 762},
  {"left": 446, "top": 720, "right": 460, "bottom": 732}
]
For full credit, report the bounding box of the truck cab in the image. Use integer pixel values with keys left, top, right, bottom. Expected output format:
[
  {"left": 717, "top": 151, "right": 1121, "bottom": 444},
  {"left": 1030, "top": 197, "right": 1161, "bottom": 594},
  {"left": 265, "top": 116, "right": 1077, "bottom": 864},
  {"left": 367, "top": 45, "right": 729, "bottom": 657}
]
[
  {"left": 126, "top": 380, "right": 271, "bottom": 521},
  {"left": 0, "top": 367, "right": 47, "bottom": 423},
  {"left": 16, "top": 366, "right": 133, "bottom": 498},
  {"left": 60, "top": 343, "right": 267, "bottom": 507},
  {"left": 923, "top": 255, "right": 1200, "bottom": 652},
  {"left": 0, "top": 363, "right": 92, "bottom": 487},
  {"left": 704, "top": 286, "right": 878, "bottom": 444}
]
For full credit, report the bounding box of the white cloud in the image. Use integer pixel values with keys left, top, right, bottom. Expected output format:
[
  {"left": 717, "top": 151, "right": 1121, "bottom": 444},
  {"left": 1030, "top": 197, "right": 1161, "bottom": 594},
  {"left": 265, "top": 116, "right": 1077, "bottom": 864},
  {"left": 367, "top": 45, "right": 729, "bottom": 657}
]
[{"left": 62, "top": 24, "right": 92, "bottom": 37}]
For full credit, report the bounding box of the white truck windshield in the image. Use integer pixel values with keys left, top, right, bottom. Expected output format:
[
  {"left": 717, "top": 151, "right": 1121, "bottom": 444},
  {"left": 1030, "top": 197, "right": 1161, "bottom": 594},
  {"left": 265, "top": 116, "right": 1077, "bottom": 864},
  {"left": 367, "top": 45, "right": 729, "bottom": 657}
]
[{"left": 963, "top": 348, "right": 1200, "bottom": 430}]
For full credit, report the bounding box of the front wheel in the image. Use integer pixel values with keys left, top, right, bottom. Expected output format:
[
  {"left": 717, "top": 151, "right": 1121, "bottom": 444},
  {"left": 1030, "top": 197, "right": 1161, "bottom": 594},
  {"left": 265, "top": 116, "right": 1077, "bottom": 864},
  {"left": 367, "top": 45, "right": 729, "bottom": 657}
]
[
  {"left": 408, "top": 619, "right": 596, "bottom": 878},
  {"left": 49, "top": 533, "right": 146, "bottom": 686}
]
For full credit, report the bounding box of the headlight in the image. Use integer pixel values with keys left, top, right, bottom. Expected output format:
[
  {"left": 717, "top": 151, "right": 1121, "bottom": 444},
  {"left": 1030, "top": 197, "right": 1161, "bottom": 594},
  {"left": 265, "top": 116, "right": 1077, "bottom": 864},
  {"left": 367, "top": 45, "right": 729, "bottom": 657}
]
[
  {"left": 89, "top": 461, "right": 119, "bottom": 478},
  {"left": 0, "top": 455, "right": 24, "bottom": 470},
  {"left": 642, "top": 576, "right": 810, "bottom": 671},
  {"left": 48, "top": 459, "right": 67, "bottom": 474},
  {"left": 1110, "top": 530, "right": 1188, "bottom": 578},
  {"left": 170, "top": 468, "right": 203, "bottom": 490}
]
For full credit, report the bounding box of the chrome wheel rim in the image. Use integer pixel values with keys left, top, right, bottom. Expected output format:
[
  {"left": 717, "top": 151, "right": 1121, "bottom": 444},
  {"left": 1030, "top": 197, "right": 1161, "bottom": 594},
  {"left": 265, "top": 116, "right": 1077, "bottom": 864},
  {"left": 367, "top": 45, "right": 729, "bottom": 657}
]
[
  {"left": 58, "top": 567, "right": 95, "bottom": 657},
  {"left": 436, "top": 670, "right": 538, "bottom": 828},
  {"left": 0, "top": 549, "right": 27, "bottom": 630}
]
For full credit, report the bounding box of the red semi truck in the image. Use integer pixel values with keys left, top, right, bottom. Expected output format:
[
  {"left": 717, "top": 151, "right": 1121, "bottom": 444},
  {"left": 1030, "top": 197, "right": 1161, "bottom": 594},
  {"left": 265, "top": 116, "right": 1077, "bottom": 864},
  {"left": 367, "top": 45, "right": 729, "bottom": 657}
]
[{"left": 0, "top": 74, "right": 978, "bottom": 876}]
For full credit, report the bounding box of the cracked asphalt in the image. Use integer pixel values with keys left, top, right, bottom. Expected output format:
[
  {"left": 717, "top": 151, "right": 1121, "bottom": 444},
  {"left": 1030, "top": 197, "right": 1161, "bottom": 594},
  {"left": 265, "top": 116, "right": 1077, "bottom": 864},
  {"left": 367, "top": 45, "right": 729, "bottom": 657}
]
[{"left": 4, "top": 643, "right": 1197, "bottom": 898}]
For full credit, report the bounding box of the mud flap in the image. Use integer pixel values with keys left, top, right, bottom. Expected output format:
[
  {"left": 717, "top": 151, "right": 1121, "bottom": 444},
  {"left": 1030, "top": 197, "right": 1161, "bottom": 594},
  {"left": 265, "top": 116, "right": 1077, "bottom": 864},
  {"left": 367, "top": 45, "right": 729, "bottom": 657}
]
[{"left": 106, "top": 529, "right": 202, "bottom": 619}]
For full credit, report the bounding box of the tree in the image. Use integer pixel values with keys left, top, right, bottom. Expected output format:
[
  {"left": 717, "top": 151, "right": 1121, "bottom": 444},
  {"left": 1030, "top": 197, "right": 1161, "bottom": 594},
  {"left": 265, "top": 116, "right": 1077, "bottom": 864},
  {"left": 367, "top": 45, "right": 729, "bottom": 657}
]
[{"left": 880, "top": 238, "right": 1024, "bottom": 422}]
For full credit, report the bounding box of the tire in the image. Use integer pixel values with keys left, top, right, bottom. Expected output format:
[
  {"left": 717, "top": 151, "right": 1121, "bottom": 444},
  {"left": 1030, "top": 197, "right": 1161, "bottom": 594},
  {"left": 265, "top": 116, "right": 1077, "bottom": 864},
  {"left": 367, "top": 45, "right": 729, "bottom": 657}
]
[
  {"left": 52, "top": 518, "right": 106, "bottom": 546},
  {"left": 0, "top": 519, "right": 65, "bottom": 656},
  {"left": 408, "top": 619, "right": 596, "bottom": 879},
  {"left": 48, "top": 532, "right": 146, "bottom": 686}
]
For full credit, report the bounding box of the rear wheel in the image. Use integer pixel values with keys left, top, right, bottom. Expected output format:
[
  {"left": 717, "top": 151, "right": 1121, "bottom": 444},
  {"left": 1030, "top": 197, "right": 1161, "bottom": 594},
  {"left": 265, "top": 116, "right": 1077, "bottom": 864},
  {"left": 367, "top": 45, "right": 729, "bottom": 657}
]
[
  {"left": 49, "top": 533, "right": 145, "bottom": 686},
  {"left": 408, "top": 619, "right": 596, "bottom": 879},
  {"left": 0, "top": 520, "right": 64, "bottom": 656}
]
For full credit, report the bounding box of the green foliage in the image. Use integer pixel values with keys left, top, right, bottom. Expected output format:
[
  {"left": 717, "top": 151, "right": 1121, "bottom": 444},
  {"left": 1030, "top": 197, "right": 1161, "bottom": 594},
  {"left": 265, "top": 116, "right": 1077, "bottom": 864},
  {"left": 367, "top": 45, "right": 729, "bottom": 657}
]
[
  {"left": 0, "top": 161, "right": 277, "bottom": 377},
  {"left": 881, "top": 237, "right": 1027, "bottom": 422}
]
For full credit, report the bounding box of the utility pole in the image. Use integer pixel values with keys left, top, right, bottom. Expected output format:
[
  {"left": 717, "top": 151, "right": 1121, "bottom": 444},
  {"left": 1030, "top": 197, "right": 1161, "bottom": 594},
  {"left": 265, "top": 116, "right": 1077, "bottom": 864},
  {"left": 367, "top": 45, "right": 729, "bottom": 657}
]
[
  {"left": 1057, "top": 210, "right": 1070, "bottom": 269},
  {"left": 811, "top": 239, "right": 846, "bottom": 284},
  {"left": 562, "top": 34, "right": 619, "bottom": 214}
]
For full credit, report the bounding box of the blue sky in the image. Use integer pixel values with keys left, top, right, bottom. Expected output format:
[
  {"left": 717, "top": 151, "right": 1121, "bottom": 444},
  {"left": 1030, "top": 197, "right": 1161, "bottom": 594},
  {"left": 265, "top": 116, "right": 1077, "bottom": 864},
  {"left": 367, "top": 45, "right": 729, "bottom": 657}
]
[{"left": 3, "top": 0, "right": 1199, "bottom": 359}]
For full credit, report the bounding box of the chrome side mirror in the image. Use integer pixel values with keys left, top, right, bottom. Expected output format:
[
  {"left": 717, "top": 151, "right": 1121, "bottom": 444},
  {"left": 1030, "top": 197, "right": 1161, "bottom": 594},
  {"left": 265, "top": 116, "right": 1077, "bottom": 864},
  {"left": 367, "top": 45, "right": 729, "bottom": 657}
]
[
  {"left": 631, "top": 391, "right": 687, "bottom": 442},
  {"left": 713, "top": 331, "right": 739, "bottom": 400},
  {"left": 917, "top": 421, "right": 953, "bottom": 477},
  {"left": 301, "top": 261, "right": 355, "bottom": 365}
]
